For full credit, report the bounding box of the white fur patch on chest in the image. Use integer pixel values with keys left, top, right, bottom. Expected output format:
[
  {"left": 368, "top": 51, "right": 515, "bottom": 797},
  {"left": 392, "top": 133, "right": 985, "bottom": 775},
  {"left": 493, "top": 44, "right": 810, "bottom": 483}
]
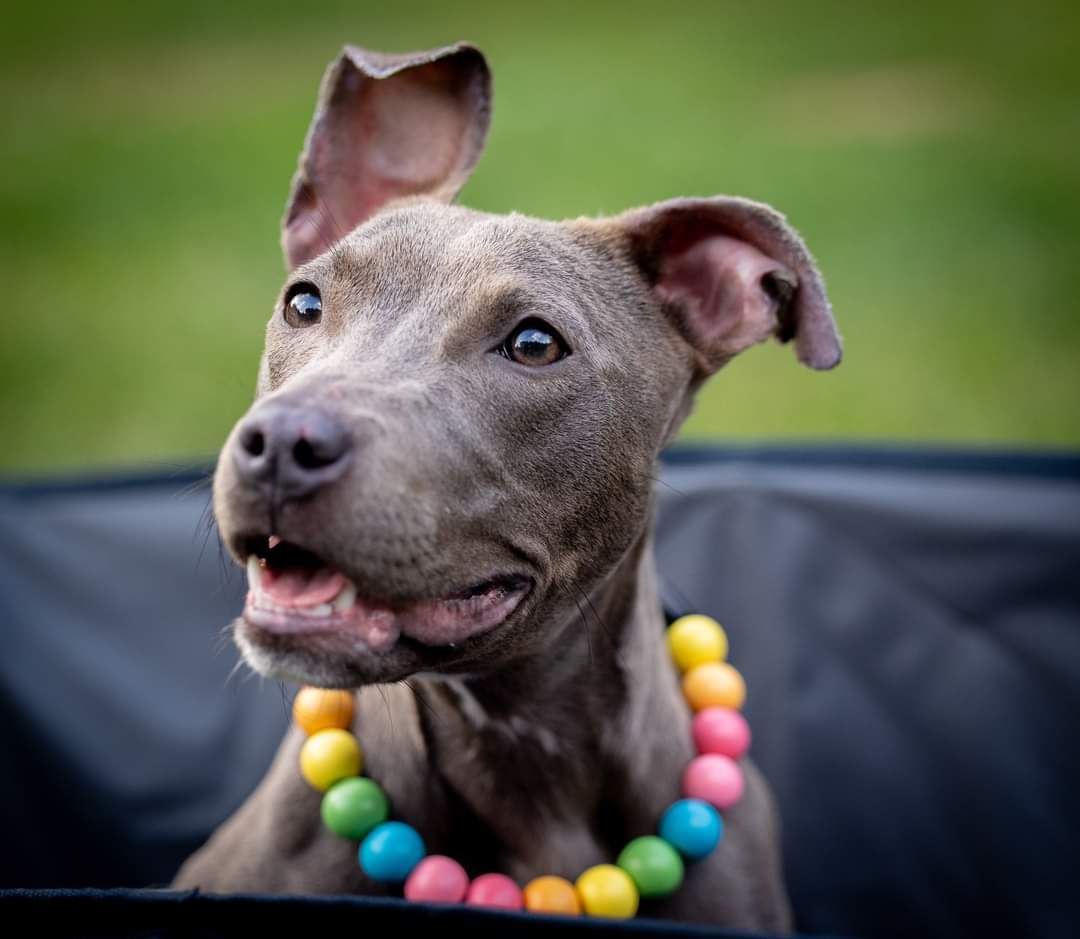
[{"left": 419, "top": 674, "right": 563, "bottom": 756}]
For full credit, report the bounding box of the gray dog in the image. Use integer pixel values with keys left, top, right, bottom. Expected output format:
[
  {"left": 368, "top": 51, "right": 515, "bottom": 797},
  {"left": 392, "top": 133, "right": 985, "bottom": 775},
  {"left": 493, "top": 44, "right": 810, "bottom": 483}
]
[{"left": 173, "top": 41, "right": 841, "bottom": 930}]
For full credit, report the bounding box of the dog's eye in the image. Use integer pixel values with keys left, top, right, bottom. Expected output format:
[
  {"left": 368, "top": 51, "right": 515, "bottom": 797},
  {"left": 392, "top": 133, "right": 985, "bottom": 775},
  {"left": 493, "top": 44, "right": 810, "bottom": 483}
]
[
  {"left": 499, "top": 319, "right": 569, "bottom": 367},
  {"left": 283, "top": 283, "right": 322, "bottom": 328}
]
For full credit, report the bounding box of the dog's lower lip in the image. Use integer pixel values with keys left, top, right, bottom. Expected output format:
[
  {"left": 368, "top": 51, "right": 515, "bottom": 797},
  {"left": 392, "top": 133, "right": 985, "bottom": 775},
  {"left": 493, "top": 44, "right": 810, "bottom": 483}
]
[
  {"left": 241, "top": 539, "right": 532, "bottom": 650},
  {"left": 449, "top": 574, "right": 532, "bottom": 601}
]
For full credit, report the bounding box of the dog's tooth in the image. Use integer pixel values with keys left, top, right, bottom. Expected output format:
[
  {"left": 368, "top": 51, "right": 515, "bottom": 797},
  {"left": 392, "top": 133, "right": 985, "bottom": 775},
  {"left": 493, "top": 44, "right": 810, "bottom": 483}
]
[
  {"left": 302, "top": 603, "right": 333, "bottom": 618},
  {"left": 332, "top": 581, "right": 357, "bottom": 613},
  {"left": 246, "top": 555, "right": 262, "bottom": 591}
]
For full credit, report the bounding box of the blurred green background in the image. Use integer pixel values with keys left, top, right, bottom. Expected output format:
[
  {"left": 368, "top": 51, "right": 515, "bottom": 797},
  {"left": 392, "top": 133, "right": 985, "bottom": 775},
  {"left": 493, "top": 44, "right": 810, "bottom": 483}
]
[{"left": 2, "top": 0, "right": 1078, "bottom": 471}]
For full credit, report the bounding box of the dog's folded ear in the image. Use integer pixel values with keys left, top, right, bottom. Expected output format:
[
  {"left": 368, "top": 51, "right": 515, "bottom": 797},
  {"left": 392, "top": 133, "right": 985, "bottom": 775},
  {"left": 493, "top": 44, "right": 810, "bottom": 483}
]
[
  {"left": 613, "top": 196, "right": 841, "bottom": 372},
  {"left": 282, "top": 43, "right": 492, "bottom": 269}
]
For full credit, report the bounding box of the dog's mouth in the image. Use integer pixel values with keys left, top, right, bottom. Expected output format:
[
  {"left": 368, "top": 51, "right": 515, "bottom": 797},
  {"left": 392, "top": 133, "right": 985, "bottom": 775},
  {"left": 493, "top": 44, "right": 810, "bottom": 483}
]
[{"left": 242, "top": 535, "right": 532, "bottom": 653}]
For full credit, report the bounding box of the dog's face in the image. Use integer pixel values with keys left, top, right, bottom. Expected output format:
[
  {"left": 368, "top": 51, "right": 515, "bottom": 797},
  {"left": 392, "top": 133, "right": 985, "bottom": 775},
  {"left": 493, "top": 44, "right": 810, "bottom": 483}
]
[
  {"left": 214, "top": 44, "right": 840, "bottom": 688},
  {"left": 218, "top": 203, "right": 689, "bottom": 686}
]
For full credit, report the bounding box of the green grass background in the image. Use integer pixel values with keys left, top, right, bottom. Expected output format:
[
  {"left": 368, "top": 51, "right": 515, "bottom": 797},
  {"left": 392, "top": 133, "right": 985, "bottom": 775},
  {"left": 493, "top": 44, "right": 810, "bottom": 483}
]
[{"left": 2, "top": 0, "right": 1078, "bottom": 471}]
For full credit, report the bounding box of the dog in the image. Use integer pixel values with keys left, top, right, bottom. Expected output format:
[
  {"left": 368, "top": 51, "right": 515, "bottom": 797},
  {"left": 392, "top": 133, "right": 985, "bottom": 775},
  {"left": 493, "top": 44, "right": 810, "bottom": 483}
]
[{"left": 172, "top": 41, "right": 841, "bottom": 929}]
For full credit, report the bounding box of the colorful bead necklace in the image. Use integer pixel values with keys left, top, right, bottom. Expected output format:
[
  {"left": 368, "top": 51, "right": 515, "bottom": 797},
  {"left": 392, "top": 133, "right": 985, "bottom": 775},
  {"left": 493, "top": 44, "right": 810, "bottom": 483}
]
[{"left": 293, "top": 613, "right": 750, "bottom": 919}]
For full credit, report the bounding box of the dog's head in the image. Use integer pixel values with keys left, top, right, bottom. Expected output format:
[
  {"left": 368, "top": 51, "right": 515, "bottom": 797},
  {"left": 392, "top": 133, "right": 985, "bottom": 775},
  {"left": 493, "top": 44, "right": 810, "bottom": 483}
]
[{"left": 215, "top": 43, "right": 841, "bottom": 687}]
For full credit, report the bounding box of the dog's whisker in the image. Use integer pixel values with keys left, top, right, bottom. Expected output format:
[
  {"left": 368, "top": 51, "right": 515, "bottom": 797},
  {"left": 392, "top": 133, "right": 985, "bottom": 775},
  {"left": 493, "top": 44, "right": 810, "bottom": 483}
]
[
  {"left": 195, "top": 513, "right": 219, "bottom": 573},
  {"left": 568, "top": 586, "right": 594, "bottom": 671},
  {"left": 223, "top": 656, "right": 250, "bottom": 689},
  {"left": 403, "top": 679, "right": 445, "bottom": 728},
  {"left": 174, "top": 474, "right": 214, "bottom": 502},
  {"left": 310, "top": 194, "right": 350, "bottom": 262},
  {"left": 575, "top": 582, "right": 617, "bottom": 653},
  {"left": 277, "top": 680, "right": 293, "bottom": 722},
  {"left": 633, "top": 470, "right": 687, "bottom": 498},
  {"left": 212, "top": 621, "right": 235, "bottom": 656},
  {"left": 190, "top": 492, "right": 215, "bottom": 545},
  {"left": 216, "top": 534, "right": 233, "bottom": 587},
  {"left": 375, "top": 684, "right": 394, "bottom": 741},
  {"left": 189, "top": 511, "right": 234, "bottom": 601}
]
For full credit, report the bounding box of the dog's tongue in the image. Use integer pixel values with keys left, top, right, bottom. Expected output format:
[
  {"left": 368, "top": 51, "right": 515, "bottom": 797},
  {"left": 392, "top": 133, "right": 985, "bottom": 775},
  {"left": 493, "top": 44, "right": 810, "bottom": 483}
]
[{"left": 261, "top": 565, "right": 346, "bottom": 608}]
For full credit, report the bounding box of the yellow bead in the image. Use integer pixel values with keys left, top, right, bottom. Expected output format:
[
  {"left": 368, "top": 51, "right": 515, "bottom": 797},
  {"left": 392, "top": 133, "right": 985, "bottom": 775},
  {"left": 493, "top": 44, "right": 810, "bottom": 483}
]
[
  {"left": 293, "top": 687, "right": 355, "bottom": 735},
  {"left": 575, "top": 864, "right": 639, "bottom": 919},
  {"left": 299, "top": 728, "right": 363, "bottom": 791},
  {"left": 666, "top": 615, "right": 728, "bottom": 672},
  {"left": 683, "top": 662, "right": 746, "bottom": 711}
]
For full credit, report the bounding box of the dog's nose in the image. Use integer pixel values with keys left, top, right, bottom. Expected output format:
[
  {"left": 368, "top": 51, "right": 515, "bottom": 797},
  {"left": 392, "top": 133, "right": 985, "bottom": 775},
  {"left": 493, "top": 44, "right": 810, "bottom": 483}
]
[{"left": 233, "top": 401, "right": 352, "bottom": 500}]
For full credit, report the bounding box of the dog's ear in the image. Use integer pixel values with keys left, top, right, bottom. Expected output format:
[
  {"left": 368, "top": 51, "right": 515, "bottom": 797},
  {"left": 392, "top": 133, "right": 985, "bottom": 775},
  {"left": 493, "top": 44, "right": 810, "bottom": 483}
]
[
  {"left": 612, "top": 196, "right": 841, "bottom": 371},
  {"left": 282, "top": 43, "right": 492, "bottom": 269}
]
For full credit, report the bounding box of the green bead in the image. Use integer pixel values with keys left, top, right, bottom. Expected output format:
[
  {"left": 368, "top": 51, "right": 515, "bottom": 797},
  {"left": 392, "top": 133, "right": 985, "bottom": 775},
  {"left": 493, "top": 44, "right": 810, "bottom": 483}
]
[
  {"left": 616, "top": 835, "right": 685, "bottom": 897},
  {"left": 320, "top": 777, "right": 389, "bottom": 840}
]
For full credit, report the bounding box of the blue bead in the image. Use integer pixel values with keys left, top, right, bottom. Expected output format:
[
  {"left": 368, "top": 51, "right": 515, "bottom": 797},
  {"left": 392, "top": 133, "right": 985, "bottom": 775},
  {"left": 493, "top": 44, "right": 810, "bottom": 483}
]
[
  {"left": 659, "top": 799, "right": 724, "bottom": 860},
  {"left": 359, "top": 821, "right": 426, "bottom": 882}
]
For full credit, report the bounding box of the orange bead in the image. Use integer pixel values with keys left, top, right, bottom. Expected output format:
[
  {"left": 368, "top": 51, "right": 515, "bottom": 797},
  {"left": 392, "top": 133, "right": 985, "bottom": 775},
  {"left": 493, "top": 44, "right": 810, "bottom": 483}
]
[
  {"left": 523, "top": 875, "right": 583, "bottom": 916},
  {"left": 682, "top": 662, "right": 746, "bottom": 712},
  {"left": 293, "top": 687, "right": 355, "bottom": 735}
]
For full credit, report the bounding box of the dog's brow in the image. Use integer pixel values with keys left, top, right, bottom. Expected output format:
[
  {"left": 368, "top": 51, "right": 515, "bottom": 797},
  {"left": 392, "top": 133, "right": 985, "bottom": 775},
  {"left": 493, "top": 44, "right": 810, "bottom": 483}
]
[
  {"left": 326, "top": 244, "right": 375, "bottom": 284},
  {"left": 463, "top": 283, "right": 532, "bottom": 330},
  {"left": 484, "top": 285, "right": 530, "bottom": 319}
]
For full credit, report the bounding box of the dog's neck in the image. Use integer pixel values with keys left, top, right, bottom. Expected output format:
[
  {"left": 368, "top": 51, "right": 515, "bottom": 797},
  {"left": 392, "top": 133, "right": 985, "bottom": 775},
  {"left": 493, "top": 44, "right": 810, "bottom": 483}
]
[{"left": 414, "top": 527, "right": 693, "bottom": 878}]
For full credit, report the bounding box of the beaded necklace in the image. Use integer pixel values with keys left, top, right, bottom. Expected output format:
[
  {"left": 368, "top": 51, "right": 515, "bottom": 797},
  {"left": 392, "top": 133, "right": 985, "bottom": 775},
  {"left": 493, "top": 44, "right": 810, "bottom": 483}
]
[{"left": 292, "top": 613, "right": 750, "bottom": 919}]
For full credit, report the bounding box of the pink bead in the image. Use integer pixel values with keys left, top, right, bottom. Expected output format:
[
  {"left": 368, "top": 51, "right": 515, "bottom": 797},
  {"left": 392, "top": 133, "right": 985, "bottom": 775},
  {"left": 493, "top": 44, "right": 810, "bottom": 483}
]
[
  {"left": 692, "top": 707, "right": 751, "bottom": 759},
  {"left": 403, "top": 855, "right": 469, "bottom": 904},
  {"left": 683, "top": 754, "right": 745, "bottom": 810},
  {"left": 465, "top": 872, "right": 524, "bottom": 910}
]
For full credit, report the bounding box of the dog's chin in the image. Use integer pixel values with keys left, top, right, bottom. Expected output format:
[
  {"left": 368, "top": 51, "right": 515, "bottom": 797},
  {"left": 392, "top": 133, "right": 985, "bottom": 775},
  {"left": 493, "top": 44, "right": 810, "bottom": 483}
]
[
  {"left": 233, "top": 620, "right": 419, "bottom": 687},
  {"left": 231, "top": 535, "right": 534, "bottom": 687}
]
